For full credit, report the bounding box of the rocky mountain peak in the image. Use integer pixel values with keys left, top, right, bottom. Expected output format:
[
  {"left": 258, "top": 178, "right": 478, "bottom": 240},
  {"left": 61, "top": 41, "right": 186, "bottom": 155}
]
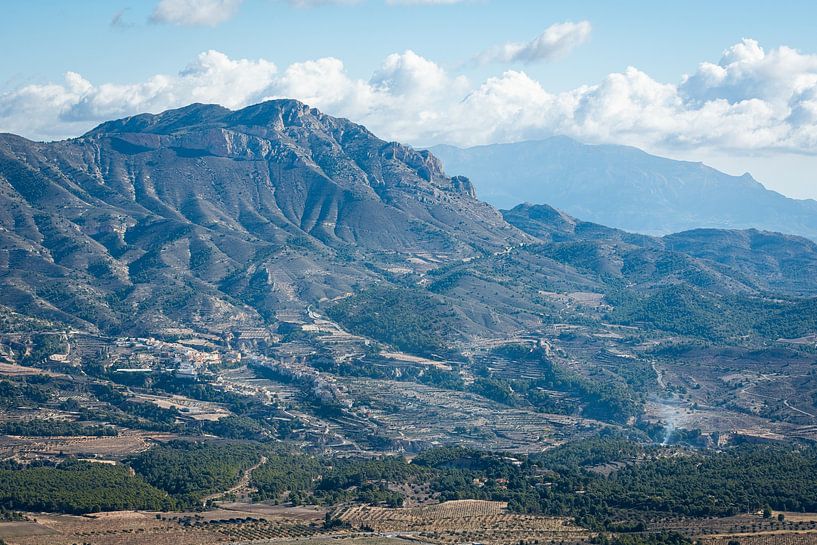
[{"left": 79, "top": 100, "right": 475, "bottom": 199}]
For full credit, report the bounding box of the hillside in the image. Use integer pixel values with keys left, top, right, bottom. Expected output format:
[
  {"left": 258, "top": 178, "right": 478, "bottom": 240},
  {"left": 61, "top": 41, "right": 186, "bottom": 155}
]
[
  {"left": 1, "top": 100, "right": 817, "bottom": 476},
  {"left": 0, "top": 100, "right": 519, "bottom": 337},
  {"left": 1, "top": 102, "right": 817, "bottom": 349}
]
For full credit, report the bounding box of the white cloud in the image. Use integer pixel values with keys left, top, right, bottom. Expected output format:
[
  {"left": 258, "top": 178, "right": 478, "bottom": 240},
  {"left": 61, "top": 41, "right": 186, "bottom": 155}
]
[
  {"left": 0, "top": 51, "right": 277, "bottom": 139},
  {"left": 681, "top": 39, "right": 817, "bottom": 105},
  {"left": 478, "top": 21, "right": 592, "bottom": 64},
  {"left": 150, "top": 0, "right": 463, "bottom": 20},
  {"left": 150, "top": 0, "right": 243, "bottom": 26},
  {"left": 2, "top": 40, "right": 817, "bottom": 161}
]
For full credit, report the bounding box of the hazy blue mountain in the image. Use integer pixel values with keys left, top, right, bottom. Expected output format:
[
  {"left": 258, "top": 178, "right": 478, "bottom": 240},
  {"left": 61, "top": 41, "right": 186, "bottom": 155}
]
[{"left": 430, "top": 137, "right": 817, "bottom": 240}]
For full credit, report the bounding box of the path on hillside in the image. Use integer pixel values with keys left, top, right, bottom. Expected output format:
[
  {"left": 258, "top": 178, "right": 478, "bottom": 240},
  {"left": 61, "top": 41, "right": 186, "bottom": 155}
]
[
  {"left": 202, "top": 455, "right": 268, "bottom": 505},
  {"left": 784, "top": 399, "right": 816, "bottom": 419}
]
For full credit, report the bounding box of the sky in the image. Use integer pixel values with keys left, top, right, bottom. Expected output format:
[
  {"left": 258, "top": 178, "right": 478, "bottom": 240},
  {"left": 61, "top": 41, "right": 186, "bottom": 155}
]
[{"left": 2, "top": 0, "right": 817, "bottom": 199}]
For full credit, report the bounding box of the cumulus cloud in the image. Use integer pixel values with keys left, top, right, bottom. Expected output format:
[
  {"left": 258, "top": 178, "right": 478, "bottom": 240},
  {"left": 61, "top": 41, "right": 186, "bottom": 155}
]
[
  {"left": 478, "top": 21, "right": 592, "bottom": 64},
  {"left": 2, "top": 41, "right": 817, "bottom": 157},
  {"left": 150, "top": 0, "right": 243, "bottom": 26},
  {"left": 681, "top": 39, "right": 817, "bottom": 105},
  {"left": 0, "top": 51, "right": 277, "bottom": 139}
]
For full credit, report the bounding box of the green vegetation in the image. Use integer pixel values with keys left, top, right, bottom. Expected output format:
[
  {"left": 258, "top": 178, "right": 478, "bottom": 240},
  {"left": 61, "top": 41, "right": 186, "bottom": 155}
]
[
  {"left": 89, "top": 383, "right": 181, "bottom": 431},
  {"left": 0, "top": 460, "right": 171, "bottom": 514},
  {"left": 152, "top": 374, "right": 290, "bottom": 439},
  {"left": 249, "top": 453, "right": 323, "bottom": 502},
  {"left": 0, "top": 508, "right": 25, "bottom": 521},
  {"left": 79, "top": 370, "right": 292, "bottom": 440},
  {"left": 589, "top": 444, "right": 817, "bottom": 516},
  {"left": 0, "top": 419, "right": 116, "bottom": 437},
  {"left": 607, "top": 286, "right": 817, "bottom": 342},
  {"left": 469, "top": 377, "right": 519, "bottom": 406},
  {"left": 243, "top": 439, "right": 817, "bottom": 527},
  {"left": 0, "top": 372, "right": 288, "bottom": 442},
  {"left": 532, "top": 436, "right": 643, "bottom": 471},
  {"left": 0, "top": 379, "right": 50, "bottom": 408},
  {"left": 20, "top": 333, "right": 66, "bottom": 365},
  {"left": 591, "top": 532, "right": 692, "bottom": 545},
  {"left": 326, "top": 286, "right": 456, "bottom": 357},
  {"left": 128, "top": 441, "right": 263, "bottom": 505},
  {"left": 0, "top": 305, "right": 58, "bottom": 334},
  {"left": 1, "top": 433, "right": 815, "bottom": 529},
  {"left": 307, "top": 348, "right": 464, "bottom": 390},
  {"left": 251, "top": 452, "right": 426, "bottom": 507},
  {"left": 475, "top": 345, "right": 642, "bottom": 424}
]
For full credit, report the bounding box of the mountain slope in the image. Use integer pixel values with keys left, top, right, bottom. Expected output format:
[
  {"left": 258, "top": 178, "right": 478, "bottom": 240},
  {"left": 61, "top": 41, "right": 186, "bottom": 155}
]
[
  {"left": 430, "top": 138, "right": 817, "bottom": 240},
  {"left": 502, "top": 203, "right": 817, "bottom": 296},
  {"left": 1, "top": 101, "right": 816, "bottom": 351},
  {"left": 0, "top": 100, "right": 520, "bottom": 336}
]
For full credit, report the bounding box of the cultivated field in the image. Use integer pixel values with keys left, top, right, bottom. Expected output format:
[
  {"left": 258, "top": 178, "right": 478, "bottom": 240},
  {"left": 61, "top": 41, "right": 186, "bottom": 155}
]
[
  {"left": 335, "top": 499, "right": 592, "bottom": 545},
  {"left": 0, "top": 508, "right": 342, "bottom": 545},
  {"left": 701, "top": 532, "right": 817, "bottom": 544},
  {"left": 132, "top": 392, "right": 232, "bottom": 421},
  {"left": 644, "top": 512, "right": 817, "bottom": 545},
  {"left": 338, "top": 376, "right": 604, "bottom": 452},
  {"left": 0, "top": 430, "right": 176, "bottom": 461}
]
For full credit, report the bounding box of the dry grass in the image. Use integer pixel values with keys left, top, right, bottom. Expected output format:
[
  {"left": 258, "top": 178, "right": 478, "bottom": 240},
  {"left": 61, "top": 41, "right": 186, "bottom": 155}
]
[
  {"left": 0, "top": 362, "right": 65, "bottom": 378},
  {"left": 1, "top": 511, "right": 223, "bottom": 545},
  {"left": 0, "top": 430, "right": 175, "bottom": 461},
  {"left": 1, "top": 507, "right": 345, "bottom": 545}
]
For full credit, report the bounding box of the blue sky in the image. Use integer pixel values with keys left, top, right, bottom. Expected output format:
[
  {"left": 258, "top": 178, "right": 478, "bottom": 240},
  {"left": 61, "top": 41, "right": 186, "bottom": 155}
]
[
  {"left": 2, "top": 0, "right": 817, "bottom": 198},
  {"left": 5, "top": 1, "right": 816, "bottom": 92}
]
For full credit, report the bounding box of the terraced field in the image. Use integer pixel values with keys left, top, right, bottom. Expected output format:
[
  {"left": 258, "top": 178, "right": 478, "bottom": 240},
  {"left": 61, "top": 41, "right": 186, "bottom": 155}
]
[{"left": 338, "top": 377, "right": 604, "bottom": 452}]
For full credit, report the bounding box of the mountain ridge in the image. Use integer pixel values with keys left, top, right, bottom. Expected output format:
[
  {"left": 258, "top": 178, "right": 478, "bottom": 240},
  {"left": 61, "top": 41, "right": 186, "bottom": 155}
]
[
  {"left": 0, "top": 99, "right": 511, "bottom": 336},
  {"left": 430, "top": 137, "right": 817, "bottom": 240},
  {"left": 1, "top": 100, "right": 816, "bottom": 348}
]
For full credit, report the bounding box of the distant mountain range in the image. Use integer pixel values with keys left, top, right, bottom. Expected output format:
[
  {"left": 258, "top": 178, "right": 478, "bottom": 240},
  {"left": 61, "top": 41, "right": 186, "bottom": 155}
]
[
  {"left": 430, "top": 138, "right": 817, "bottom": 240},
  {"left": 1, "top": 100, "right": 817, "bottom": 348}
]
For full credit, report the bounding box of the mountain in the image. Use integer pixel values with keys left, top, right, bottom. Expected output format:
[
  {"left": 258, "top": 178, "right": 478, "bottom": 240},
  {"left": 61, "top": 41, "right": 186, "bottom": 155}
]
[
  {"left": 1, "top": 100, "right": 817, "bottom": 349},
  {"left": 503, "top": 203, "right": 817, "bottom": 296},
  {"left": 430, "top": 137, "right": 817, "bottom": 240},
  {"left": 2, "top": 100, "right": 817, "bottom": 454},
  {"left": 0, "top": 100, "right": 519, "bottom": 336}
]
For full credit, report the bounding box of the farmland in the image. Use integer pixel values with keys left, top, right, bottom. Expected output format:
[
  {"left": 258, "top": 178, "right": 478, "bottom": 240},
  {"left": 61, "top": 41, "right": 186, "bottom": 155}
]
[
  {"left": 0, "top": 508, "right": 332, "bottom": 545},
  {"left": 0, "top": 501, "right": 593, "bottom": 545},
  {"left": 4, "top": 505, "right": 817, "bottom": 545},
  {"left": 336, "top": 500, "right": 591, "bottom": 545}
]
